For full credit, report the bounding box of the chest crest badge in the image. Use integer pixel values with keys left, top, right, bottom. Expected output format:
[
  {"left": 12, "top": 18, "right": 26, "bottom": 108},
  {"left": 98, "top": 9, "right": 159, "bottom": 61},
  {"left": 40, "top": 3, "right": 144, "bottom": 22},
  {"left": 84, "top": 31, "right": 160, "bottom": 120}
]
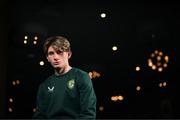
[{"left": 67, "top": 79, "right": 75, "bottom": 89}]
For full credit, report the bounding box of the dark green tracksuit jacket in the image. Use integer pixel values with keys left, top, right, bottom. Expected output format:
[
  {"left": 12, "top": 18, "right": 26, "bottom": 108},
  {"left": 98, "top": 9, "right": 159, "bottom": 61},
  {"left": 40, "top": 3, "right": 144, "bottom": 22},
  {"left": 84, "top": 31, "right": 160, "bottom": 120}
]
[{"left": 33, "top": 67, "right": 97, "bottom": 119}]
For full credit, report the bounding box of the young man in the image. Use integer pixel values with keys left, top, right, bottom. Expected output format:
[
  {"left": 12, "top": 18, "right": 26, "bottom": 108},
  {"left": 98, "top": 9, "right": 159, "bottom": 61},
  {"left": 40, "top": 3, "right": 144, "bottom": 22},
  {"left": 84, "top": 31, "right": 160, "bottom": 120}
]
[{"left": 33, "top": 36, "right": 97, "bottom": 119}]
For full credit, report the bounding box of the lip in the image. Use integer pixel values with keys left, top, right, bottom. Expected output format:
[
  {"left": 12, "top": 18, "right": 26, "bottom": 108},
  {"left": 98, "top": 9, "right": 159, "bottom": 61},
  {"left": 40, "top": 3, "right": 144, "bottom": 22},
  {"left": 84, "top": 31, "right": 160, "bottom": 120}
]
[{"left": 53, "top": 62, "right": 60, "bottom": 65}]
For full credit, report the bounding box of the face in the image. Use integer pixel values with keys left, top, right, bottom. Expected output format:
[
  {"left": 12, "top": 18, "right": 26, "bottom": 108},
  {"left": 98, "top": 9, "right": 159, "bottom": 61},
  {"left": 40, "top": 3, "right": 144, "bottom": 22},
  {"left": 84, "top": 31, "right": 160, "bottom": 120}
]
[{"left": 47, "top": 46, "right": 71, "bottom": 69}]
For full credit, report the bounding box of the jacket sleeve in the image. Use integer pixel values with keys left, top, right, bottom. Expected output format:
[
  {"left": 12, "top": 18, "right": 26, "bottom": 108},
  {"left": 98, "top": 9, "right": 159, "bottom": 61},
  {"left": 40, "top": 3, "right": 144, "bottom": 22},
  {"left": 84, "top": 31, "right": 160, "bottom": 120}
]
[
  {"left": 32, "top": 84, "right": 48, "bottom": 119},
  {"left": 78, "top": 72, "right": 97, "bottom": 119}
]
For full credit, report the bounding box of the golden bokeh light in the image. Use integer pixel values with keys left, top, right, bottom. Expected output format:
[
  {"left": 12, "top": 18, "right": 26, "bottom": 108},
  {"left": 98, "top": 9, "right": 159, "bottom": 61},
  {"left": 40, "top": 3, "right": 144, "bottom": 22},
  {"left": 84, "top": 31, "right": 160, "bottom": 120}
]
[{"left": 147, "top": 50, "right": 169, "bottom": 72}]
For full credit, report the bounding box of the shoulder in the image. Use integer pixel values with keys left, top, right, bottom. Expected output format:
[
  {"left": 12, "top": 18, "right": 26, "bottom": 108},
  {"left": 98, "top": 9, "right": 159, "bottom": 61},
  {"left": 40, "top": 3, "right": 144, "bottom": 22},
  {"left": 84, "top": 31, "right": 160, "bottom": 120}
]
[
  {"left": 39, "top": 74, "right": 55, "bottom": 86},
  {"left": 72, "top": 67, "right": 92, "bottom": 85},
  {"left": 72, "top": 67, "right": 89, "bottom": 77}
]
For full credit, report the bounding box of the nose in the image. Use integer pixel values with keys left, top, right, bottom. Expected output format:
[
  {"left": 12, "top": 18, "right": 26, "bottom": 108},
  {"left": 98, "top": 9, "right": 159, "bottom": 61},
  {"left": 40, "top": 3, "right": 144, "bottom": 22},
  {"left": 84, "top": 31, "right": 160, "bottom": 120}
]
[{"left": 53, "top": 53, "right": 59, "bottom": 60}]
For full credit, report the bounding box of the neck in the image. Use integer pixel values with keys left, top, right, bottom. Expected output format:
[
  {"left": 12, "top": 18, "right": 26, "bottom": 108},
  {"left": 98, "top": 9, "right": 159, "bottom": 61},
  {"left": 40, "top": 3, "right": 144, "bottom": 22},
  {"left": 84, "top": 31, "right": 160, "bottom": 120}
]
[{"left": 55, "top": 65, "right": 72, "bottom": 76}]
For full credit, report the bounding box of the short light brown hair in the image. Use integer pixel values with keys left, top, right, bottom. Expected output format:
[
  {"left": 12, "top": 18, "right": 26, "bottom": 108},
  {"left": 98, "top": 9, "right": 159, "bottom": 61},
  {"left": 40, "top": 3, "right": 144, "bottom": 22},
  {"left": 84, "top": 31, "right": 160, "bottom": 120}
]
[{"left": 43, "top": 36, "right": 71, "bottom": 56}]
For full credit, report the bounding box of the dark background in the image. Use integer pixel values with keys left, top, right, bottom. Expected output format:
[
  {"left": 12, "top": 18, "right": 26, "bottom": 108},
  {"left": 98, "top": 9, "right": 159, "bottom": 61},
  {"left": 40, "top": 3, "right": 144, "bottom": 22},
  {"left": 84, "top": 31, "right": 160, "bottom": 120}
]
[{"left": 2, "top": 0, "right": 180, "bottom": 118}]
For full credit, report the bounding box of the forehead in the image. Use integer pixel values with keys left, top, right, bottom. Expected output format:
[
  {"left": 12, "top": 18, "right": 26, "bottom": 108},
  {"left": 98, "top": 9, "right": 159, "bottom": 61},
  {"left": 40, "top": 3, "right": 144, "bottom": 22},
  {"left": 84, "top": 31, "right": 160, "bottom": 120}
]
[{"left": 48, "top": 46, "right": 62, "bottom": 52}]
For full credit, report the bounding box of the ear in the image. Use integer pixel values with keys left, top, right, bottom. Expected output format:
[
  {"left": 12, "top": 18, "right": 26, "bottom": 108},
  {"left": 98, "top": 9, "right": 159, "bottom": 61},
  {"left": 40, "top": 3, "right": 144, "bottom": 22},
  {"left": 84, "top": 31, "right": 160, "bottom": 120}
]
[
  {"left": 47, "top": 56, "right": 50, "bottom": 62},
  {"left": 68, "top": 51, "right": 72, "bottom": 59}
]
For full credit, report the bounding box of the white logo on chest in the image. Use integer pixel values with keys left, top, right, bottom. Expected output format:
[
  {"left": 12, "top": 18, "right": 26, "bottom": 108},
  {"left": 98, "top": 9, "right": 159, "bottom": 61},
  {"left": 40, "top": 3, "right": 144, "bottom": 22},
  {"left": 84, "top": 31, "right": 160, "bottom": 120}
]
[{"left": 48, "top": 86, "right": 54, "bottom": 92}]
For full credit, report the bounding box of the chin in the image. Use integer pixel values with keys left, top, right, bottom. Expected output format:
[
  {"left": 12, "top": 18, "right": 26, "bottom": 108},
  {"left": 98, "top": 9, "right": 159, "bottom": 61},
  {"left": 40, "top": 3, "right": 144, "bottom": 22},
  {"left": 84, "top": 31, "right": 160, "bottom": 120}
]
[
  {"left": 54, "top": 65, "right": 64, "bottom": 69},
  {"left": 54, "top": 66, "right": 60, "bottom": 68}
]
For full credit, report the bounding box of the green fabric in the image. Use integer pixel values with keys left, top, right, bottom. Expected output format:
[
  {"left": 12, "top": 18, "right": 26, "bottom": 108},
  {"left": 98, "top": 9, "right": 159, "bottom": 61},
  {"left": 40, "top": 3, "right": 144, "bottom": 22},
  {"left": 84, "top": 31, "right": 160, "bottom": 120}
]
[{"left": 32, "top": 67, "right": 96, "bottom": 119}]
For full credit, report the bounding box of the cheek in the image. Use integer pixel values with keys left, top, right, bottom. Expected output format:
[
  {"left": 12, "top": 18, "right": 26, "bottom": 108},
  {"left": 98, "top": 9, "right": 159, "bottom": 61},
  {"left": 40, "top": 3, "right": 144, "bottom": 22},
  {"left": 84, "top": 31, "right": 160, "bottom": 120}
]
[
  {"left": 61, "top": 57, "right": 68, "bottom": 63},
  {"left": 47, "top": 57, "right": 53, "bottom": 62}
]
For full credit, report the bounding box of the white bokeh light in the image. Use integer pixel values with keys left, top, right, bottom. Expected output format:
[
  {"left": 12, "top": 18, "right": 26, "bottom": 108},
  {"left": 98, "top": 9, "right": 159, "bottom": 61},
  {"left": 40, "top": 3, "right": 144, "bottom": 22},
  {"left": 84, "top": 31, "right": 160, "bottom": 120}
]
[
  {"left": 39, "top": 61, "right": 44, "bottom": 66},
  {"left": 24, "top": 40, "right": 27, "bottom": 44},
  {"left": 112, "top": 46, "right": 117, "bottom": 51},
  {"left": 34, "top": 36, "right": 38, "bottom": 40},
  {"left": 24, "top": 36, "right": 28, "bottom": 40},
  {"left": 100, "top": 13, "right": 106, "bottom": 18},
  {"left": 33, "top": 41, "right": 37, "bottom": 45}
]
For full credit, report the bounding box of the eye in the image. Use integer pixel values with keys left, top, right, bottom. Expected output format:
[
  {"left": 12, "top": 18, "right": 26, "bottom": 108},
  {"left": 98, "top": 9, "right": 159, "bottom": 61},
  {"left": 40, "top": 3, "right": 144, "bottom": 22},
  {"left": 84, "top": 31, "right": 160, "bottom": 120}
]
[
  {"left": 57, "top": 51, "right": 63, "bottom": 55},
  {"left": 48, "top": 51, "right": 54, "bottom": 56}
]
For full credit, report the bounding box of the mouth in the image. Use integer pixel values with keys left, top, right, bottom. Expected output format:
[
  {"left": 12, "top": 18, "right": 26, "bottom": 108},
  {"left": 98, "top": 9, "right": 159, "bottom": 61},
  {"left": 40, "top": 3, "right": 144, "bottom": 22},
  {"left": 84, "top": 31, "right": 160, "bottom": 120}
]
[{"left": 53, "top": 62, "right": 60, "bottom": 65}]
